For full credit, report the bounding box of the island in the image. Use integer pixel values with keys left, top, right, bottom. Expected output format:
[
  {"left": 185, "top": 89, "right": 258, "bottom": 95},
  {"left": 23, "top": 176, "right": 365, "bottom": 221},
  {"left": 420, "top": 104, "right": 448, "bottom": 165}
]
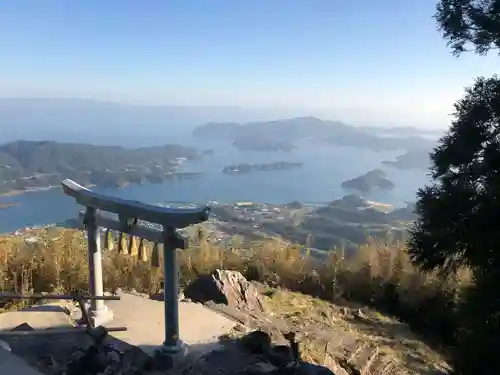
[
  {"left": 192, "top": 117, "right": 436, "bottom": 152},
  {"left": 382, "top": 149, "right": 431, "bottom": 170},
  {"left": 222, "top": 161, "right": 303, "bottom": 174},
  {"left": 0, "top": 202, "right": 18, "bottom": 210},
  {"left": 0, "top": 140, "right": 203, "bottom": 195},
  {"left": 341, "top": 169, "right": 395, "bottom": 192},
  {"left": 232, "top": 136, "right": 296, "bottom": 152}
]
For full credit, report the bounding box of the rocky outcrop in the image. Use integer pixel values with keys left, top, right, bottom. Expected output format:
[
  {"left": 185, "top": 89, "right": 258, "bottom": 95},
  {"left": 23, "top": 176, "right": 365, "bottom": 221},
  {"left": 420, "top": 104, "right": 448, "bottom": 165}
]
[
  {"left": 182, "top": 329, "right": 337, "bottom": 375},
  {"left": 184, "top": 269, "right": 265, "bottom": 312}
]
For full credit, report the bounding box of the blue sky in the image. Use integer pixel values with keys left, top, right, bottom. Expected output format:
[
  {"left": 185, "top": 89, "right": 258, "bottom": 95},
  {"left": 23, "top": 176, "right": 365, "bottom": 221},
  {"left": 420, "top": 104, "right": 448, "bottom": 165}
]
[{"left": 0, "top": 0, "right": 498, "bottom": 127}]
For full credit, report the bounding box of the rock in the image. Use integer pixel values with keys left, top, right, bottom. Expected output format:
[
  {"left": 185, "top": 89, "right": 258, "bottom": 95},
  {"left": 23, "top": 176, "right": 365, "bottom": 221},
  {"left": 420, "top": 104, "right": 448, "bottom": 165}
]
[
  {"left": 36, "top": 354, "right": 59, "bottom": 373},
  {"left": 322, "top": 354, "right": 350, "bottom": 375},
  {"left": 347, "top": 343, "right": 379, "bottom": 374},
  {"left": 184, "top": 269, "right": 265, "bottom": 312},
  {"left": 234, "top": 323, "right": 249, "bottom": 332},
  {"left": 241, "top": 330, "right": 272, "bottom": 354},
  {"left": 243, "top": 361, "right": 280, "bottom": 374},
  {"left": 299, "top": 361, "right": 336, "bottom": 375},
  {"left": 11, "top": 322, "right": 34, "bottom": 331},
  {"left": 268, "top": 345, "right": 293, "bottom": 366},
  {"left": 352, "top": 308, "right": 367, "bottom": 321}
]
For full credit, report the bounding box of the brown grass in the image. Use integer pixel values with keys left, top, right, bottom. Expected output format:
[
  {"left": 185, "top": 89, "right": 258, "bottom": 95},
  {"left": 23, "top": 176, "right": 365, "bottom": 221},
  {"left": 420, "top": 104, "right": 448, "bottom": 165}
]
[{"left": 0, "top": 227, "right": 469, "bottom": 350}]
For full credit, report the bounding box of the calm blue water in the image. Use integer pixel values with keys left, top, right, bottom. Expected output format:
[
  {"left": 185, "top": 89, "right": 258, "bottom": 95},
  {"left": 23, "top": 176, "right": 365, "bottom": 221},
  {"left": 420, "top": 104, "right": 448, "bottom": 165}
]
[{"left": 0, "top": 138, "right": 430, "bottom": 233}]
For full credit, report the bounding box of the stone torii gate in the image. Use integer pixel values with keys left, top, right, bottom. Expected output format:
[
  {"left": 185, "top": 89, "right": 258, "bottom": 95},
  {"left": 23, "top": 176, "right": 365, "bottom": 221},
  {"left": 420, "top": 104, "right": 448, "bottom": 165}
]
[{"left": 61, "top": 179, "right": 210, "bottom": 356}]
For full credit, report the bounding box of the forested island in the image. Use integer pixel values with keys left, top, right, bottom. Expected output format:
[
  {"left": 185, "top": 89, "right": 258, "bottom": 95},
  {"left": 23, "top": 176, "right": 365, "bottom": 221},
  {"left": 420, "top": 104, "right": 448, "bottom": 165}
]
[
  {"left": 341, "top": 169, "right": 395, "bottom": 192},
  {"left": 0, "top": 140, "right": 202, "bottom": 195},
  {"left": 0, "top": 202, "right": 18, "bottom": 210},
  {"left": 193, "top": 116, "right": 436, "bottom": 152},
  {"left": 382, "top": 149, "right": 431, "bottom": 170},
  {"left": 232, "top": 136, "right": 296, "bottom": 152},
  {"left": 222, "top": 161, "right": 303, "bottom": 174}
]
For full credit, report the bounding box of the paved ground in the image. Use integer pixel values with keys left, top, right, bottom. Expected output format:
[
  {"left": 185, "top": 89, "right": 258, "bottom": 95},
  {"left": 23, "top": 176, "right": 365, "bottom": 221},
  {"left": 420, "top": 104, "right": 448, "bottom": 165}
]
[
  {"left": 0, "top": 309, "right": 75, "bottom": 331},
  {"left": 0, "top": 293, "right": 237, "bottom": 374},
  {"left": 105, "top": 291, "right": 237, "bottom": 357},
  {"left": 0, "top": 347, "right": 46, "bottom": 375}
]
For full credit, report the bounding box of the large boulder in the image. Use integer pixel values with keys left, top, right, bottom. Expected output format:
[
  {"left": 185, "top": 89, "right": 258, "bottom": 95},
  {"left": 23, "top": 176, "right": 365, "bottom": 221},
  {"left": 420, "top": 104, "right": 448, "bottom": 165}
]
[{"left": 184, "top": 269, "right": 264, "bottom": 312}]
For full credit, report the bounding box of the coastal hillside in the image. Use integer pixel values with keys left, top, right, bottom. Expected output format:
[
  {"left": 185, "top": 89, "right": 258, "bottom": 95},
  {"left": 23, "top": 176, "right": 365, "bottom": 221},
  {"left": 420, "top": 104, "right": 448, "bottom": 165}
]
[
  {"left": 0, "top": 227, "right": 453, "bottom": 374},
  {"left": 0, "top": 140, "right": 200, "bottom": 194}
]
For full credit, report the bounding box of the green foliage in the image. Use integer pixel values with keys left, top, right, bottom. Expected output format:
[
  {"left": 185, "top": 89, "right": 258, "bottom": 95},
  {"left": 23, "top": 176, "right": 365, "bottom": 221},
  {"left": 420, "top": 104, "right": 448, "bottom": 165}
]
[
  {"left": 408, "top": 1, "right": 500, "bottom": 373},
  {"left": 409, "top": 76, "right": 500, "bottom": 275},
  {"left": 435, "top": 0, "right": 500, "bottom": 56},
  {"left": 452, "top": 272, "right": 500, "bottom": 375}
]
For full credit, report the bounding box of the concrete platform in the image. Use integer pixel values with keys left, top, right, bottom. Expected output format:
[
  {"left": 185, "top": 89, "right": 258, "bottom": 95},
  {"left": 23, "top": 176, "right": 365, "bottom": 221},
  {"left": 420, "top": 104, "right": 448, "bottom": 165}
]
[
  {"left": 0, "top": 309, "right": 75, "bottom": 330},
  {"left": 105, "top": 292, "right": 237, "bottom": 357},
  {"left": 0, "top": 348, "right": 45, "bottom": 375}
]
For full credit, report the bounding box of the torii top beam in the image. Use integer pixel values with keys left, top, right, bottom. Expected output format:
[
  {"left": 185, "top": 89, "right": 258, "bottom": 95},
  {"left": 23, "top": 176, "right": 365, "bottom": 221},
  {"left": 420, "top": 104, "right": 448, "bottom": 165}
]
[{"left": 62, "top": 179, "right": 210, "bottom": 228}]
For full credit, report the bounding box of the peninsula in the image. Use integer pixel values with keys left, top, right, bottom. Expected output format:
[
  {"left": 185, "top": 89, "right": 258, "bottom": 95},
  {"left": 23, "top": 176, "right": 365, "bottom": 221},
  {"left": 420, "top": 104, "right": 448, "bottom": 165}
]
[
  {"left": 222, "top": 161, "right": 303, "bottom": 174},
  {"left": 0, "top": 140, "right": 202, "bottom": 195},
  {"left": 341, "top": 169, "right": 395, "bottom": 192}
]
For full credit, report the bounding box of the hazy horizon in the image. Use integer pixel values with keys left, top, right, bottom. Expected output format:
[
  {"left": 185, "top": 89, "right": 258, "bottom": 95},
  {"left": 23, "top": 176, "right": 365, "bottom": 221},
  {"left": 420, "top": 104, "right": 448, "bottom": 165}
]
[
  {"left": 0, "top": 97, "right": 447, "bottom": 135},
  {"left": 2, "top": 1, "right": 498, "bottom": 129}
]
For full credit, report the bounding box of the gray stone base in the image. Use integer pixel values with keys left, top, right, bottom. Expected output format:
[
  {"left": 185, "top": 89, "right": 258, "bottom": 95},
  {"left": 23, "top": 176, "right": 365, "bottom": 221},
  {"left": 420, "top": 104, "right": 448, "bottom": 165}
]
[
  {"left": 152, "top": 341, "right": 187, "bottom": 371},
  {"left": 89, "top": 305, "right": 114, "bottom": 327}
]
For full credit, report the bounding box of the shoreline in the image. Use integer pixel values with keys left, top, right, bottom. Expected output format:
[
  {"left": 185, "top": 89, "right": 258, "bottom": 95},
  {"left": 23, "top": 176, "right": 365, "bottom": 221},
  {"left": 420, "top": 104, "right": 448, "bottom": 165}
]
[
  {"left": 0, "top": 172, "right": 205, "bottom": 198},
  {"left": 0, "top": 185, "right": 61, "bottom": 197},
  {"left": 0, "top": 184, "right": 98, "bottom": 198},
  {"left": 0, "top": 202, "right": 19, "bottom": 210}
]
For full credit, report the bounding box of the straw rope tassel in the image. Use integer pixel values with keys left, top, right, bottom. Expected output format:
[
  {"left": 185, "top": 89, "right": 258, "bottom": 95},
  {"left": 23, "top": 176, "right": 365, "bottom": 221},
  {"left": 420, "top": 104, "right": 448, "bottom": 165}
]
[
  {"left": 104, "top": 229, "right": 114, "bottom": 251},
  {"left": 138, "top": 238, "right": 148, "bottom": 262},
  {"left": 128, "top": 235, "right": 138, "bottom": 257},
  {"left": 118, "top": 233, "right": 127, "bottom": 254},
  {"left": 151, "top": 242, "right": 161, "bottom": 268}
]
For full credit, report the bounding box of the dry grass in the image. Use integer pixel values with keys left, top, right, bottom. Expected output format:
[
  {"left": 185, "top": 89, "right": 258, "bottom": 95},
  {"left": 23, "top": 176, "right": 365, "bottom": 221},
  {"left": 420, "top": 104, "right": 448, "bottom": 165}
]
[
  {"left": 262, "top": 290, "right": 451, "bottom": 374},
  {"left": 0, "top": 228, "right": 468, "bottom": 356}
]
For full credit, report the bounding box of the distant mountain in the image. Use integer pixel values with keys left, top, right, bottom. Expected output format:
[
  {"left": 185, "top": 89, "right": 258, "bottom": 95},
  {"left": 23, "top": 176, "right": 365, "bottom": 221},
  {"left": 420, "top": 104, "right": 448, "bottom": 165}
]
[
  {"left": 0, "top": 140, "right": 200, "bottom": 194},
  {"left": 0, "top": 98, "right": 298, "bottom": 146},
  {"left": 357, "top": 125, "right": 445, "bottom": 139},
  {"left": 193, "top": 116, "right": 435, "bottom": 152}
]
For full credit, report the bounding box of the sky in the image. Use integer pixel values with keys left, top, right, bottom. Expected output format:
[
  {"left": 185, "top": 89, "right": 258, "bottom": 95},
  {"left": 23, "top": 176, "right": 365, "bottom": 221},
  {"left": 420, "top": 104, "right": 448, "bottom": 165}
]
[{"left": 0, "top": 0, "right": 498, "bottom": 128}]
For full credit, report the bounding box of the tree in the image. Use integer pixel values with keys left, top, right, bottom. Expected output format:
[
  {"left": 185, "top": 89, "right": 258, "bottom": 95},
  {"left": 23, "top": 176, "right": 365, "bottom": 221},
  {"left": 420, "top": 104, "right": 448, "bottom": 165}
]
[
  {"left": 436, "top": 0, "right": 500, "bottom": 56},
  {"left": 409, "top": 75, "right": 500, "bottom": 275},
  {"left": 408, "top": 1, "right": 500, "bottom": 374}
]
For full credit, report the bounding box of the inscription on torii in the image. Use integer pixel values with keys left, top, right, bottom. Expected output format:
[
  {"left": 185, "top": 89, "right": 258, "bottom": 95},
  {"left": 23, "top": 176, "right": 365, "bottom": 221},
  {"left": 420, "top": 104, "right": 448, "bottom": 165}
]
[{"left": 62, "top": 179, "right": 210, "bottom": 357}]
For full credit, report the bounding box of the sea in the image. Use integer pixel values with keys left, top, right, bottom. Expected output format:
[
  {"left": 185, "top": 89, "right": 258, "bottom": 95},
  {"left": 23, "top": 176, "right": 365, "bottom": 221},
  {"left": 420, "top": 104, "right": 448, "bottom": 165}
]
[{"left": 0, "top": 135, "right": 431, "bottom": 233}]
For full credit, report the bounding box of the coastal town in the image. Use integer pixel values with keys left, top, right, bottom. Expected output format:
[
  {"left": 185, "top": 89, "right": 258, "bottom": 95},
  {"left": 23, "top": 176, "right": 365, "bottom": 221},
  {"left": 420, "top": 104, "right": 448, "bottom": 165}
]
[{"left": 7, "top": 196, "right": 414, "bottom": 254}]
